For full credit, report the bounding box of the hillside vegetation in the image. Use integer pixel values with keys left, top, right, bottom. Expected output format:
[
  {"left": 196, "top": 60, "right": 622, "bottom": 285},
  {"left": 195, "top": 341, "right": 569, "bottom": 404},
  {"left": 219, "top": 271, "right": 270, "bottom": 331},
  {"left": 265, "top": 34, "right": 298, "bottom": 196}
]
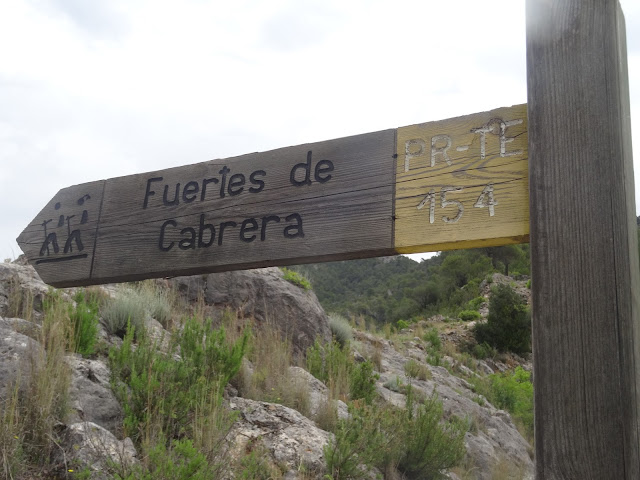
[
  {"left": 292, "top": 245, "right": 530, "bottom": 325},
  {"left": 0, "top": 241, "right": 551, "bottom": 480}
]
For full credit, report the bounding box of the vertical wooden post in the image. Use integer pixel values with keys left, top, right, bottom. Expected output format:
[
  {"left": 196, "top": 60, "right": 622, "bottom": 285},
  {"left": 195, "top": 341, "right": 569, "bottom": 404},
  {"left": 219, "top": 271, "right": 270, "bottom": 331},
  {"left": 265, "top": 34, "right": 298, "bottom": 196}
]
[{"left": 526, "top": 0, "right": 640, "bottom": 478}]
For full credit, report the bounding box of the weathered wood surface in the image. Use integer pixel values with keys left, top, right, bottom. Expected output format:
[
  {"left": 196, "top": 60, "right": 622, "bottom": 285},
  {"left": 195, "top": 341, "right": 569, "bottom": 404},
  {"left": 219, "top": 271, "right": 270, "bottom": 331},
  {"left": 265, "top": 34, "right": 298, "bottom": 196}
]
[
  {"left": 527, "top": 1, "right": 640, "bottom": 478},
  {"left": 18, "top": 131, "right": 396, "bottom": 287},
  {"left": 395, "top": 104, "right": 529, "bottom": 253},
  {"left": 18, "top": 105, "right": 529, "bottom": 287}
]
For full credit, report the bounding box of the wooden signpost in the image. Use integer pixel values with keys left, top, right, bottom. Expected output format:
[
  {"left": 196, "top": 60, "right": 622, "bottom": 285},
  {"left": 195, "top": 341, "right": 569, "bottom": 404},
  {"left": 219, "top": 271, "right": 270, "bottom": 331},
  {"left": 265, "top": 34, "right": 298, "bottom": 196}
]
[
  {"left": 15, "top": 0, "right": 640, "bottom": 478},
  {"left": 17, "top": 105, "right": 529, "bottom": 288},
  {"left": 526, "top": 1, "right": 640, "bottom": 478}
]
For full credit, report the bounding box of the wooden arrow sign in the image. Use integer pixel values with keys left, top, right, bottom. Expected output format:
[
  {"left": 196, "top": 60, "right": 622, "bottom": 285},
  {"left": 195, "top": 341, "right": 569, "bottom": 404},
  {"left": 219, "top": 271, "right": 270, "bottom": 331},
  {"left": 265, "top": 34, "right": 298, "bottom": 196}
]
[{"left": 17, "top": 104, "right": 528, "bottom": 287}]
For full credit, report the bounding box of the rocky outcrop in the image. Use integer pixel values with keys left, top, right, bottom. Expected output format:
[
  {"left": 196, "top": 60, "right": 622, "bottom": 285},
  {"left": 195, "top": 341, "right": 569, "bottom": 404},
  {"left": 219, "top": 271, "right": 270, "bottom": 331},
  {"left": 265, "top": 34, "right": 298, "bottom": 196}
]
[
  {"left": 67, "top": 355, "right": 123, "bottom": 434},
  {"left": 287, "top": 366, "right": 349, "bottom": 421},
  {"left": 228, "top": 397, "right": 331, "bottom": 477},
  {"left": 355, "top": 329, "right": 534, "bottom": 480},
  {"left": 171, "top": 268, "right": 331, "bottom": 356},
  {"left": 0, "top": 261, "right": 55, "bottom": 321},
  {"left": 0, "top": 322, "right": 44, "bottom": 400},
  {"left": 60, "top": 422, "right": 137, "bottom": 478}
]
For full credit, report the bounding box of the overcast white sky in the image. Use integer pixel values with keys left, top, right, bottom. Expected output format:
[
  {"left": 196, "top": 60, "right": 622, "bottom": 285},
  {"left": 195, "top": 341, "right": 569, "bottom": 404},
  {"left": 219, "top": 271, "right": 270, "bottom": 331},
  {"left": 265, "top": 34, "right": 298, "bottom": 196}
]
[{"left": 1, "top": 0, "right": 639, "bottom": 263}]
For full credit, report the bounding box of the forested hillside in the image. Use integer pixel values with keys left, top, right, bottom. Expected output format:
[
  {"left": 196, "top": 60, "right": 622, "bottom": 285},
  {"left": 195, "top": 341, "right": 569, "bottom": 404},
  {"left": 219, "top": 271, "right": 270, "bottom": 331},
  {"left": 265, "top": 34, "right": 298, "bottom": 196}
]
[{"left": 292, "top": 245, "right": 531, "bottom": 326}]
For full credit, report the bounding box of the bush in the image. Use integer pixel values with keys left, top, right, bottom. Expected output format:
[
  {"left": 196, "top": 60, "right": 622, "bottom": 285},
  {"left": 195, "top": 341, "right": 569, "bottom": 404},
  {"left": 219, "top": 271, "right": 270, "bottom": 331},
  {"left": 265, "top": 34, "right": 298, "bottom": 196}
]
[
  {"left": 467, "top": 296, "right": 485, "bottom": 311},
  {"left": 281, "top": 267, "right": 311, "bottom": 290},
  {"left": 349, "top": 360, "right": 379, "bottom": 404},
  {"left": 114, "top": 438, "right": 218, "bottom": 480},
  {"left": 102, "top": 288, "right": 147, "bottom": 337},
  {"left": 307, "top": 340, "right": 378, "bottom": 404},
  {"left": 324, "top": 391, "right": 465, "bottom": 479},
  {"left": 473, "top": 284, "right": 531, "bottom": 354},
  {"left": 458, "top": 310, "right": 481, "bottom": 322},
  {"left": 423, "top": 328, "right": 441, "bottom": 351},
  {"left": 472, "top": 342, "right": 497, "bottom": 359},
  {"left": 70, "top": 289, "right": 100, "bottom": 356},
  {"left": 329, "top": 314, "right": 353, "bottom": 347},
  {"left": 396, "top": 319, "right": 410, "bottom": 330},
  {"left": 109, "top": 316, "right": 248, "bottom": 446},
  {"left": 489, "top": 367, "right": 534, "bottom": 439}
]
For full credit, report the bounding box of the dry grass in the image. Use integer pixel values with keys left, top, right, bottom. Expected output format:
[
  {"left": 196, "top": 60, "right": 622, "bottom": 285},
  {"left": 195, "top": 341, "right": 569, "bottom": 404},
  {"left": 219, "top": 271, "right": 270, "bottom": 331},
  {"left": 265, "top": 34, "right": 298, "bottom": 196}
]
[
  {"left": 238, "top": 322, "right": 311, "bottom": 417},
  {"left": 404, "top": 359, "right": 432, "bottom": 381},
  {"left": 313, "top": 387, "right": 339, "bottom": 433},
  {"left": 6, "top": 276, "right": 35, "bottom": 322},
  {"left": 0, "top": 292, "right": 71, "bottom": 477}
]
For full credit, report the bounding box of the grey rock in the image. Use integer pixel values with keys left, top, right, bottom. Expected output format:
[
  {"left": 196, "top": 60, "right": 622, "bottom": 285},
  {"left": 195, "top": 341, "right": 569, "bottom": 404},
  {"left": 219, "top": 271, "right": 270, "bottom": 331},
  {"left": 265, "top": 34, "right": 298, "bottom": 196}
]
[
  {"left": 356, "top": 328, "right": 534, "bottom": 480},
  {"left": 0, "top": 261, "right": 59, "bottom": 320},
  {"left": 228, "top": 397, "right": 331, "bottom": 477},
  {"left": 172, "top": 268, "right": 331, "bottom": 357},
  {"left": 0, "top": 324, "right": 44, "bottom": 400},
  {"left": 62, "top": 422, "right": 137, "bottom": 476},
  {"left": 288, "top": 366, "right": 349, "bottom": 421},
  {"left": 0, "top": 316, "right": 41, "bottom": 341},
  {"left": 67, "top": 355, "right": 123, "bottom": 434}
]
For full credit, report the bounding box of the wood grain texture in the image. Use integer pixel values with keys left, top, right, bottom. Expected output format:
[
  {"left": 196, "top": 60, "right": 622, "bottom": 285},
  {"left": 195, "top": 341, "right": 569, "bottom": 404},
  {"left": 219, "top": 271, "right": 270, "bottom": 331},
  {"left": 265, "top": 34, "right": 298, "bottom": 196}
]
[
  {"left": 19, "top": 130, "right": 396, "bottom": 287},
  {"left": 16, "top": 181, "right": 105, "bottom": 286},
  {"left": 395, "top": 105, "right": 529, "bottom": 253},
  {"left": 526, "top": 1, "right": 640, "bottom": 478}
]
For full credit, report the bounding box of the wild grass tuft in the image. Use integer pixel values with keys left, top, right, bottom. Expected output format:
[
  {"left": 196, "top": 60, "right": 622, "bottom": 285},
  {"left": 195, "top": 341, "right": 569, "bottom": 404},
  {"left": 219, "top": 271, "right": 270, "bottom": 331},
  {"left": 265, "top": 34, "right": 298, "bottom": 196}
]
[
  {"left": 329, "top": 314, "right": 353, "bottom": 348},
  {"left": 237, "top": 322, "right": 312, "bottom": 417},
  {"left": 404, "top": 359, "right": 432, "bottom": 381},
  {"left": 280, "top": 267, "right": 311, "bottom": 291},
  {"left": 0, "top": 291, "right": 71, "bottom": 477}
]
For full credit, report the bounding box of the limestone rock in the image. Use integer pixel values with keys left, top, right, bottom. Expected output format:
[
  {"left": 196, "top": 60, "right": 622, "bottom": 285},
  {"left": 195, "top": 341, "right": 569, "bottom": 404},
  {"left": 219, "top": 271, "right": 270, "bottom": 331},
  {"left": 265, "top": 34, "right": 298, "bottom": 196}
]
[
  {"left": 0, "top": 261, "right": 55, "bottom": 321},
  {"left": 62, "top": 422, "right": 137, "bottom": 477},
  {"left": 228, "top": 397, "right": 331, "bottom": 477},
  {"left": 0, "top": 324, "right": 44, "bottom": 400},
  {"left": 287, "top": 366, "right": 349, "bottom": 421},
  {"left": 67, "top": 355, "right": 123, "bottom": 434},
  {"left": 357, "top": 329, "right": 534, "bottom": 480},
  {"left": 172, "top": 268, "right": 331, "bottom": 356}
]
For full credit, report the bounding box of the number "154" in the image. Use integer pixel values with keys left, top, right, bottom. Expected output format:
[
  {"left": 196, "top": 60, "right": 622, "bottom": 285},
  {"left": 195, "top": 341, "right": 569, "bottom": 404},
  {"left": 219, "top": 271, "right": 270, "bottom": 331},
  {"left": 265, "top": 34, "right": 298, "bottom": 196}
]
[{"left": 417, "top": 184, "right": 497, "bottom": 224}]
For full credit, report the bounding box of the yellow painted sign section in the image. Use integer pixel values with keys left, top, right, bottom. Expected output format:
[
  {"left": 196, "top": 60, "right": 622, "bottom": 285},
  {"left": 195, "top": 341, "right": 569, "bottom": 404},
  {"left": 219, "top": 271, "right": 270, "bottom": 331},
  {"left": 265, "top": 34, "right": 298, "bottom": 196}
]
[{"left": 394, "top": 104, "right": 529, "bottom": 253}]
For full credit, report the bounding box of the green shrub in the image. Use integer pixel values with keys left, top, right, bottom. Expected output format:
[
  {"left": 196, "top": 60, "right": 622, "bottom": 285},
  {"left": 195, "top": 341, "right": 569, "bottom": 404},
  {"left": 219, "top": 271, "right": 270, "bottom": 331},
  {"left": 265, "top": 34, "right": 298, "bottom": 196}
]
[
  {"left": 396, "top": 319, "right": 410, "bottom": 330},
  {"left": 114, "top": 438, "right": 218, "bottom": 480},
  {"left": 306, "top": 339, "right": 351, "bottom": 393},
  {"left": 102, "top": 288, "right": 147, "bottom": 337},
  {"left": 324, "top": 391, "right": 465, "bottom": 479},
  {"left": 458, "top": 310, "right": 481, "bottom": 322},
  {"left": 109, "top": 316, "right": 248, "bottom": 446},
  {"left": 329, "top": 314, "right": 353, "bottom": 347},
  {"left": 399, "top": 390, "right": 466, "bottom": 478},
  {"left": 281, "top": 267, "right": 311, "bottom": 290},
  {"left": 472, "top": 342, "right": 497, "bottom": 359},
  {"left": 307, "top": 340, "right": 378, "bottom": 403},
  {"left": 70, "top": 290, "right": 100, "bottom": 356},
  {"left": 423, "top": 328, "right": 441, "bottom": 351},
  {"left": 467, "top": 296, "right": 485, "bottom": 311},
  {"left": 473, "top": 284, "right": 531, "bottom": 354},
  {"left": 349, "top": 360, "right": 379, "bottom": 404},
  {"left": 489, "top": 367, "right": 534, "bottom": 439},
  {"left": 526, "top": 278, "right": 531, "bottom": 289}
]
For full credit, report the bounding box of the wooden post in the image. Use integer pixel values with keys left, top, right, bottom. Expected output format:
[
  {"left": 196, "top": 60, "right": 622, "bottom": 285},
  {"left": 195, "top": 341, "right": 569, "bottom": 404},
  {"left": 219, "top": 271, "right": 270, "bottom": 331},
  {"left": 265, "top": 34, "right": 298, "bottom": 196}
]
[{"left": 526, "top": 1, "right": 640, "bottom": 478}]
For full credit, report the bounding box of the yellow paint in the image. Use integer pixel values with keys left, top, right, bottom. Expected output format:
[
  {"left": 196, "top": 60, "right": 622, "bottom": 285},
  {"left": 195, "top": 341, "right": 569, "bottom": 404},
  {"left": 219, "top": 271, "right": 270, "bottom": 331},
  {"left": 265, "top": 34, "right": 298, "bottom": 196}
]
[{"left": 394, "top": 104, "right": 529, "bottom": 253}]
